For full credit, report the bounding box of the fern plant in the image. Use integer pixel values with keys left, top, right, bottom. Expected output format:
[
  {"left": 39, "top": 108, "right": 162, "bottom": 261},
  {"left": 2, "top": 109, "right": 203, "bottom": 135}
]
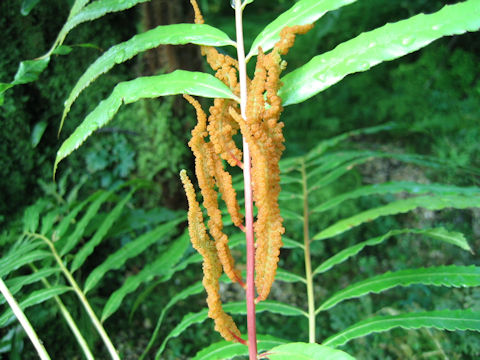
[
  {"left": 0, "top": 179, "right": 189, "bottom": 359},
  {"left": 140, "top": 123, "right": 480, "bottom": 359},
  {"left": 2, "top": 0, "right": 480, "bottom": 359}
]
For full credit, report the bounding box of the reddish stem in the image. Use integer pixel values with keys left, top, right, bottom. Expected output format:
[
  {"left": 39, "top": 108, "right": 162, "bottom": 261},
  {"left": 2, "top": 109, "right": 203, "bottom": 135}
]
[
  {"left": 228, "top": 330, "right": 248, "bottom": 346},
  {"left": 234, "top": 1, "right": 257, "bottom": 359},
  {"left": 236, "top": 275, "right": 246, "bottom": 289},
  {"left": 228, "top": 149, "right": 244, "bottom": 169}
]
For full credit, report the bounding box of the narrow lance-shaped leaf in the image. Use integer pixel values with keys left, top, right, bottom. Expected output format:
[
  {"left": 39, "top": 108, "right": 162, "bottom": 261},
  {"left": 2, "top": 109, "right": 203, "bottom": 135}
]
[
  {"left": 192, "top": 335, "right": 289, "bottom": 360},
  {"left": 247, "top": 0, "right": 358, "bottom": 59},
  {"left": 306, "top": 151, "right": 472, "bottom": 193},
  {"left": 83, "top": 220, "right": 181, "bottom": 293},
  {"left": 0, "top": 58, "right": 51, "bottom": 100},
  {"left": 313, "top": 195, "right": 480, "bottom": 241},
  {"left": 0, "top": 250, "right": 51, "bottom": 279},
  {"left": 276, "top": 268, "right": 307, "bottom": 284},
  {"left": 21, "top": 0, "right": 43, "bottom": 16},
  {"left": 13, "top": 58, "right": 50, "bottom": 86},
  {"left": 306, "top": 151, "right": 376, "bottom": 179},
  {"left": 40, "top": 208, "right": 63, "bottom": 236},
  {"left": 53, "top": 192, "right": 97, "bottom": 241},
  {"left": 54, "top": 70, "right": 238, "bottom": 175},
  {"left": 316, "top": 266, "right": 480, "bottom": 313},
  {"left": 306, "top": 150, "right": 449, "bottom": 175},
  {"left": 323, "top": 310, "right": 480, "bottom": 348},
  {"left": 0, "top": 286, "right": 71, "bottom": 326},
  {"left": 313, "top": 227, "right": 472, "bottom": 276},
  {"left": 23, "top": 199, "right": 49, "bottom": 233},
  {"left": 70, "top": 189, "right": 136, "bottom": 273},
  {"left": 60, "top": 23, "right": 236, "bottom": 132},
  {"left": 101, "top": 231, "right": 189, "bottom": 321},
  {"left": 312, "top": 182, "right": 480, "bottom": 214},
  {"left": 1, "top": 268, "right": 60, "bottom": 306},
  {"left": 139, "top": 281, "right": 205, "bottom": 360},
  {"left": 59, "top": 190, "right": 113, "bottom": 256},
  {"left": 31, "top": 120, "right": 48, "bottom": 147},
  {"left": 0, "top": 0, "right": 146, "bottom": 97},
  {"left": 267, "top": 343, "right": 356, "bottom": 360},
  {"left": 54, "top": 0, "right": 150, "bottom": 50},
  {"left": 155, "top": 301, "right": 306, "bottom": 359},
  {"left": 282, "top": 236, "right": 304, "bottom": 250},
  {"left": 68, "top": 0, "right": 90, "bottom": 19},
  {"left": 305, "top": 123, "right": 397, "bottom": 160},
  {"left": 131, "top": 230, "right": 205, "bottom": 324},
  {"left": 280, "top": 0, "right": 480, "bottom": 105},
  {"left": 281, "top": 208, "right": 304, "bottom": 222}
]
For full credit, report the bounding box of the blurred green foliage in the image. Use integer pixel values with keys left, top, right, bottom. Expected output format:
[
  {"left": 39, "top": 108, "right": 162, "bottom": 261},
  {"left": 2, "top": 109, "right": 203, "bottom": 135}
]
[{"left": 0, "top": 0, "right": 136, "bottom": 223}]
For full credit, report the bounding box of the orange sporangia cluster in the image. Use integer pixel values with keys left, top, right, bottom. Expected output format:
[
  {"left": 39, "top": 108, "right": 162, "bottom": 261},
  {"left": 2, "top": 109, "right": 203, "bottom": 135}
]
[
  {"left": 229, "top": 23, "right": 314, "bottom": 302},
  {"left": 182, "top": 0, "right": 313, "bottom": 342},
  {"left": 208, "top": 99, "right": 243, "bottom": 168},
  {"left": 184, "top": 94, "right": 243, "bottom": 286},
  {"left": 180, "top": 170, "right": 241, "bottom": 342}
]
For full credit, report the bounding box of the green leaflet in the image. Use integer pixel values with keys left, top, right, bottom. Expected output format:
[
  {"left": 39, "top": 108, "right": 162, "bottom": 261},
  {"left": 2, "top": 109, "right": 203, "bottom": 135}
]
[
  {"left": 21, "top": 0, "right": 42, "bottom": 16},
  {"left": 155, "top": 309, "right": 209, "bottom": 359},
  {"left": 139, "top": 281, "right": 205, "bottom": 360},
  {"left": 312, "top": 182, "right": 480, "bottom": 214},
  {"left": 306, "top": 151, "right": 375, "bottom": 180},
  {"left": 23, "top": 199, "right": 49, "bottom": 233},
  {"left": 60, "top": 23, "right": 235, "bottom": 132},
  {"left": 0, "top": 0, "right": 146, "bottom": 97},
  {"left": 279, "top": 156, "right": 303, "bottom": 173},
  {"left": 59, "top": 190, "right": 113, "bottom": 256},
  {"left": 68, "top": 0, "right": 90, "bottom": 19},
  {"left": 70, "top": 189, "right": 136, "bottom": 273},
  {"left": 1, "top": 268, "right": 60, "bottom": 306},
  {"left": 156, "top": 301, "right": 306, "bottom": 359},
  {"left": 280, "top": 0, "right": 480, "bottom": 105},
  {"left": 55, "top": 192, "right": 100, "bottom": 240},
  {"left": 306, "top": 150, "right": 447, "bottom": 174},
  {"left": 12, "top": 58, "right": 50, "bottom": 86},
  {"left": 192, "top": 335, "right": 288, "bottom": 360},
  {"left": 40, "top": 208, "right": 63, "bottom": 235},
  {"left": 282, "top": 236, "right": 304, "bottom": 250},
  {"left": 0, "top": 286, "right": 71, "bottom": 327},
  {"left": 306, "top": 151, "right": 450, "bottom": 187},
  {"left": 316, "top": 266, "right": 480, "bottom": 313},
  {"left": 276, "top": 268, "right": 307, "bottom": 284},
  {"left": 307, "top": 156, "right": 373, "bottom": 191},
  {"left": 55, "top": 0, "right": 149, "bottom": 49},
  {"left": 323, "top": 309, "right": 480, "bottom": 348},
  {"left": 83, "top": 220, "right": 181, "bottom": 293},
  {"left": 313, "top": 195, "right": 480, "bottom": 241},
  {"left": 0, "top": 250, "right": 51, "bottom": 279},
  {"left": 280, "top": 175, "right": 303, "bottom": 185},
  {"left": 278, "top": 190, "right": 303, "bottom": 201},
  {"left": 247, "top": 0, "right": 358, "bottom": 59},
  {"left": 267, "top": 343, "right": 356, "bottom": 360},
  {"left": 31, "top": 120, "right": 48, "bottom": 147},
  {"left": 54, "top": 71, "right": 238, "bottom": 175},
  {"left": 281, "top": 208, "right": 304, "bottom": 222},
  {"left": 100, "top": 231, "right": 189, "bottom": 321},
  {"left": 313, "top": 228, "right": 472, "bottom": 276},
  {"left": 305, "top": 123, "right": 397, "bottom": 160}
]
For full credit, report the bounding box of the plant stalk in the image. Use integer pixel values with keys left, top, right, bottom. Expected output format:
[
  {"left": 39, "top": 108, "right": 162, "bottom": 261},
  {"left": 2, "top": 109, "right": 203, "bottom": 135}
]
[
  {"left": 28, "top": 233, "right": 120, "bottom": 360},
  {"left": 31, "top": 264, "right": 95, "bottom": 360},
  {"left": 301, "top": 161, "right": 316, "bottom": 343},
  {"left": 0, "top": 277, "right": 52, "bottom": 360},
  {"left": 234, "top": 0, "right": 257, "bottom": 358}
]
